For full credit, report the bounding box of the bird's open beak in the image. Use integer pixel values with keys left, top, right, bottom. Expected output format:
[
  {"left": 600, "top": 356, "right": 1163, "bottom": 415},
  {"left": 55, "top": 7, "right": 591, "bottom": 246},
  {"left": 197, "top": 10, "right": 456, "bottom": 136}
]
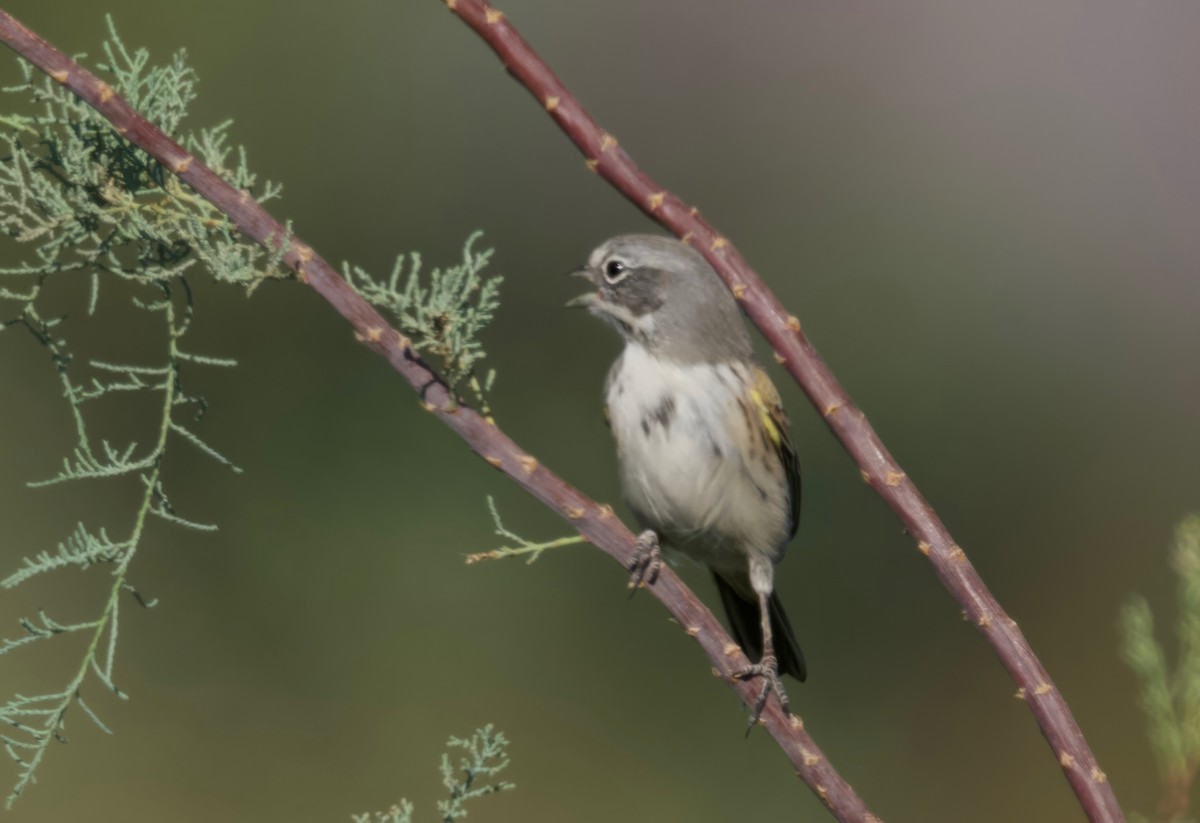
[
  {"left": 566, "top": 291, "right": 600, "bottom": 309},
  {"left": 565, "top": 264, "right": 600, "bottom": 309}
]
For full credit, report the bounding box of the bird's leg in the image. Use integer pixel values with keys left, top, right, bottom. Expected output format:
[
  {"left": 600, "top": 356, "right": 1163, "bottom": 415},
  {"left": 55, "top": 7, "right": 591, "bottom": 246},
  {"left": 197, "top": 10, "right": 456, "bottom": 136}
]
[
  {"left": 627, "top": 529, "right": 663, "bottom": 591},
  {"left": 733, "top": 590, "right": 790, "bottom": 731}
]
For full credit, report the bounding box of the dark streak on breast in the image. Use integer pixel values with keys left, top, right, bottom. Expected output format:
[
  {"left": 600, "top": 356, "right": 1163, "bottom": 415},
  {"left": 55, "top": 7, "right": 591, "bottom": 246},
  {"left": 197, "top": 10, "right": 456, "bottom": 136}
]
[
  {"left": 653, "top": 395, "right": 675, "bottom": 428},
  {"left": 641, "top": 394, "right": 676, "bottom": 436},
  {"left": 708, "top": 431, "right": 723, "bottom": 458}
]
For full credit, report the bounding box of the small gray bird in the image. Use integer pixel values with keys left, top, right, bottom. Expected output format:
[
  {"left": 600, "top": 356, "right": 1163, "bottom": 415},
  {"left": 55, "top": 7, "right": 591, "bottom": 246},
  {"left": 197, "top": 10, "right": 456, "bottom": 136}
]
[{"left": 569, "top": 234, "right": 805, "bottom": 719}]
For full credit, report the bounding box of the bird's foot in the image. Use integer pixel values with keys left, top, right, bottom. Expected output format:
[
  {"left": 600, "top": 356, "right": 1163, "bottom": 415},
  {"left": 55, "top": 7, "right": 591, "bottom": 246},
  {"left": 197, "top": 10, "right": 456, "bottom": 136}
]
[
  {"left": 627, "top": 530, "right": 662, "bottom": 592},
  {"left": 734, "top": 654, "right": 790, "bottom": 733}
]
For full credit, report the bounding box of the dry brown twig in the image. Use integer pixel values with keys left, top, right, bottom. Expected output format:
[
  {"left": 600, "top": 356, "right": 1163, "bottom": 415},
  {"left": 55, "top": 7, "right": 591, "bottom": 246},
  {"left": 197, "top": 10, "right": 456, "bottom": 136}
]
[
  {"left": 442, "top": 1, "right": 1123, "bottom": 821},
  {"left": 0, "top": 9, "right": 880, "bottom": 823}
]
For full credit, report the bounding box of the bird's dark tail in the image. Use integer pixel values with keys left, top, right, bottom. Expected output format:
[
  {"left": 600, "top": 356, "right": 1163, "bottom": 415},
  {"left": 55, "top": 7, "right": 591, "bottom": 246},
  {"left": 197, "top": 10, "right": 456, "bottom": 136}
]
[{"left": 713, "top": 572, "right": 806, "bottom": 682}]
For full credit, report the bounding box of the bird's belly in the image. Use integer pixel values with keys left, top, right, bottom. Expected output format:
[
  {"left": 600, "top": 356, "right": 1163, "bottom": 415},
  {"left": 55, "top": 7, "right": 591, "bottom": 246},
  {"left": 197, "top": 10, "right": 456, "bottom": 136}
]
[{"left": 605, "top": 351, "right": 789, "bottom": 571}]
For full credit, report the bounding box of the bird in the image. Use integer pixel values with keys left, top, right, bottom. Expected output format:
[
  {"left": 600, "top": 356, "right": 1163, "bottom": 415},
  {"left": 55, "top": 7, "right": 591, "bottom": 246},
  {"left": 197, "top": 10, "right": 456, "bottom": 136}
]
[{"left": 568, "top": 233, "right": 805, "bottom": 722}]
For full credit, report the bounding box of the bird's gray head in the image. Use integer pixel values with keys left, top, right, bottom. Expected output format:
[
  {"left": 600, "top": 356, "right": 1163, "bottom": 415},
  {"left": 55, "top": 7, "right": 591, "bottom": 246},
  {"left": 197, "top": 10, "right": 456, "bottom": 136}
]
[{"left": 567, "top": 234, "right": 752, "bottom": 364}]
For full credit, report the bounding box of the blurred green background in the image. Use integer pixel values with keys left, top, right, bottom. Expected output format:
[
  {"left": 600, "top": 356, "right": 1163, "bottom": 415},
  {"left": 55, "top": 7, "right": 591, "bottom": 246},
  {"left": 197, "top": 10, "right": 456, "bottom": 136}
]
[{"left": 1, "top": 1, "right": 1197, "bottom": 820}]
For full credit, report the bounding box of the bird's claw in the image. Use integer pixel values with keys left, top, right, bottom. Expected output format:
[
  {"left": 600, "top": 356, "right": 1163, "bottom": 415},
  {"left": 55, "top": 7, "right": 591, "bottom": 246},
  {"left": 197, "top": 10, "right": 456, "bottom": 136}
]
[
  {"left": 627, "top": 530, "right": 662, "bottom": 593},
  {"left": 734, "top": 654, "right": 790, "bottom": 733}
]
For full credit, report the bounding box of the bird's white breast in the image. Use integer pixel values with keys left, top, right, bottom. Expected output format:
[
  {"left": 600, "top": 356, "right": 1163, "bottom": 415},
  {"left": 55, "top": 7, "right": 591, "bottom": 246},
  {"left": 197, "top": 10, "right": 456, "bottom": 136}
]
[{"left": 605, "top": 344, "right": 789, "bottom": 574}]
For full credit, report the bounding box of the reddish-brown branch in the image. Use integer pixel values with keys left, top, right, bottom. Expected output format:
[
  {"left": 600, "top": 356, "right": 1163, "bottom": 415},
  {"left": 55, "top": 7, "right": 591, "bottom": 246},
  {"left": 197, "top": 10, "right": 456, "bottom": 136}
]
[
  {"left": 0, "top": 10, "right": 881, "bottom": 823},
  {"left": 441, "top": 1, "right": 1124, "bottom": 821}
]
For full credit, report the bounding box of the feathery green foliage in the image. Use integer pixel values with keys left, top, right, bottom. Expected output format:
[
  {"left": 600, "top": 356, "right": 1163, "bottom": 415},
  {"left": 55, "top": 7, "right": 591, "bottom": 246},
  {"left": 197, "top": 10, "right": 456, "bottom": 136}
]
[
  {"left": 0, "top": 287, "right": 235, "bottom": 807},
  {"left": 0, "top": 18, "right": 268, "bottom": 807},
  {"left": 0, "top": 17, "right": 504, "bottom": 807},
  {"left": 352, "top": 725, "right": 514, "bottom": 823},
  {"left": 0, "top": 17, "right": 291, "bottom": 297},
  {"left": 1121, "top": 514, "right": 1200, "bottom": 822},
  {"left": 344, "top": 233, "right": 500, "bottom": 414}
]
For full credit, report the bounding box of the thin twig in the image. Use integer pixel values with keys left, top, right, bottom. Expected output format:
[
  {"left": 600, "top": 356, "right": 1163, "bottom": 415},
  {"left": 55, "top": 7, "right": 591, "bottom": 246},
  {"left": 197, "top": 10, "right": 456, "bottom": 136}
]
[
  {"left": 438, "top": 2, "right": 1124, "bottom": 821},
  {"left": 0, "top": 11, "right": 880, "bottom": 823}
]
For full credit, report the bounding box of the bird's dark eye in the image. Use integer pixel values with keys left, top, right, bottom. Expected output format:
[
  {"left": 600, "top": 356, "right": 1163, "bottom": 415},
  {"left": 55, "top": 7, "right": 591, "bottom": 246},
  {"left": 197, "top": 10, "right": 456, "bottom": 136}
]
[{"left": 604, "top": 260, "right": 628, "bottom": 282}]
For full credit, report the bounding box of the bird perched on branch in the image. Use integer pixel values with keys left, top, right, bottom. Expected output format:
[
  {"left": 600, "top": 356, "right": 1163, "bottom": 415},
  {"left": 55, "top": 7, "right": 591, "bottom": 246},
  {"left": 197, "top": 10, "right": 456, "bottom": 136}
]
[{"left": 568, "top": 234, "right": 805, "bottom": 722}]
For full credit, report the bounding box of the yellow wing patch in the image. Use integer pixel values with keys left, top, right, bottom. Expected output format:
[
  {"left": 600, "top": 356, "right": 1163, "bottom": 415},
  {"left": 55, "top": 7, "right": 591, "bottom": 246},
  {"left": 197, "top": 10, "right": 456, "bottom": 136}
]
[
  {"left": 749, "top": 366, "right": 801, "bottom": 539},
  {"left": 748, "top": 367, "right": 785, "bottom": 447}
]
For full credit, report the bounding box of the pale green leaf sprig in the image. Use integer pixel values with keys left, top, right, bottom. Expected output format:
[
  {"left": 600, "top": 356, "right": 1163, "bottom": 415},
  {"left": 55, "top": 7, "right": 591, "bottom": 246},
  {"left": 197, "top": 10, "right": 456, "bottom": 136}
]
[
  {"left": 344, "top": 232, "right": 500, "bottom": 414},
  {"left": 0, "top": 522, "right": 124, "bottom": 590},
  {"left": 1121, "top": 514, "right": 1200, "bottom": 822},
  {"left": 1173, "top": 516, "right": 1200, "bottom": 765},
  {"left": 464, "top": 496, "right": 584, "bottom": 565},
  {"left": 437, "top": 724, "right": 514, "bottom": 821},
  {"left": 351, "top": 725, "right": 514, "bottom": 823},
  {"left": 352, "top": 800, "right": 415, "bottom": 823},
  {"left": 1123, "top": 597, "right": 1186, "bottom": 776}
]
